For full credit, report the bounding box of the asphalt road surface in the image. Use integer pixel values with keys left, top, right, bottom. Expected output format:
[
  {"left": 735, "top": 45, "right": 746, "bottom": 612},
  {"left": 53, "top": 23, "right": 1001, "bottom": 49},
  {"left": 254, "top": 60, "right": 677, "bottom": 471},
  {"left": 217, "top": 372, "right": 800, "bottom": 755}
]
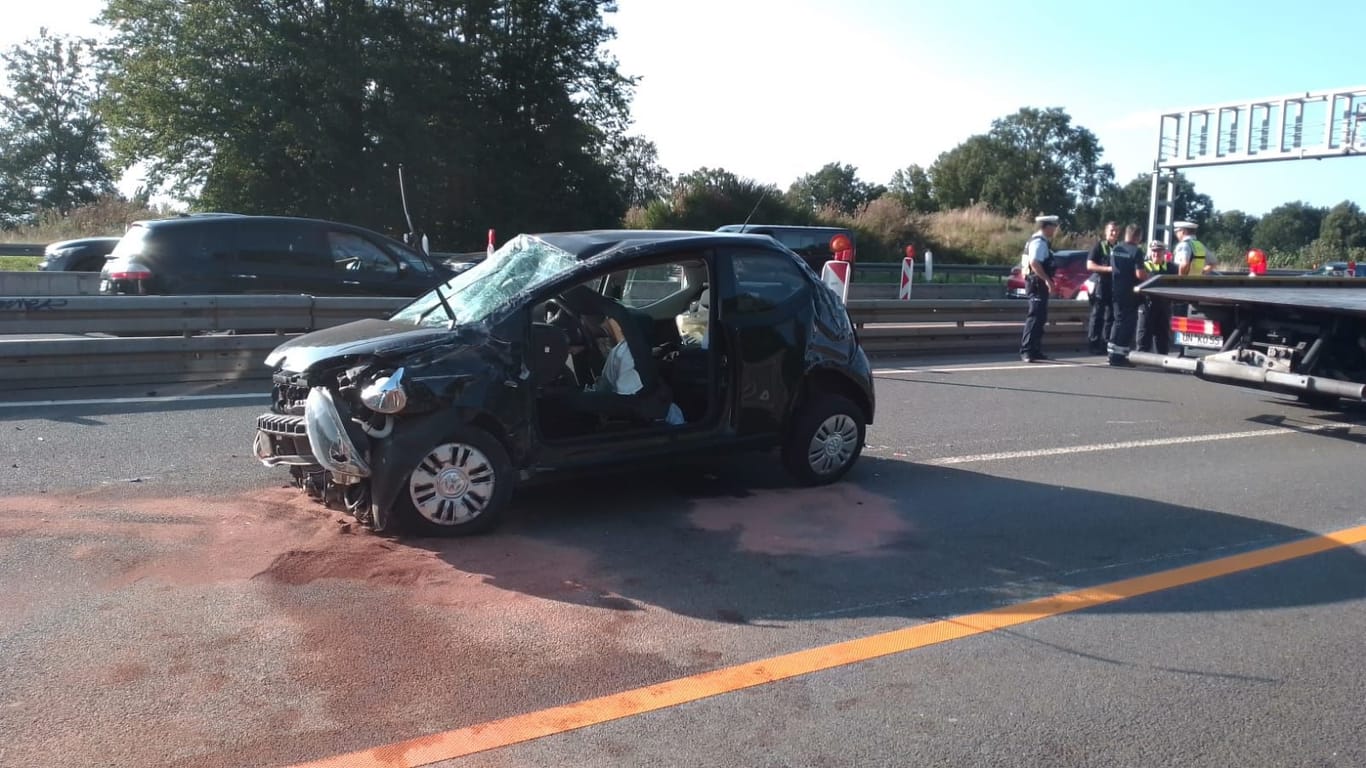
[{"left": 2, "top": 351, "right": 1363, "bottom": 768}]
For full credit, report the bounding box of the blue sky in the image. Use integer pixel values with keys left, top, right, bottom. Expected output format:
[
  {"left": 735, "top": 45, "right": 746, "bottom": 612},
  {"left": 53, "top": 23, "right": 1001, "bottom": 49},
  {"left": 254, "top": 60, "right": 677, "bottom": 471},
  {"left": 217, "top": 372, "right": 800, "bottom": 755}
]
[
  {"left": 6, "top": 0, "right": 1363, "bottom": 218},
  {"left": 606, "top": 0, "right": 1365, "bottom": 217}
]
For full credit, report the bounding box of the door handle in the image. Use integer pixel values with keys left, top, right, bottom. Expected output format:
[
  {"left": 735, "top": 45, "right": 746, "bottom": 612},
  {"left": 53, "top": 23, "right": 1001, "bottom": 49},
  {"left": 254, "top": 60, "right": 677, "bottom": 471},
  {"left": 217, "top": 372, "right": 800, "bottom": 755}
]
[{"left": 231, "top": 274, "right": 257, "bottom": 279}]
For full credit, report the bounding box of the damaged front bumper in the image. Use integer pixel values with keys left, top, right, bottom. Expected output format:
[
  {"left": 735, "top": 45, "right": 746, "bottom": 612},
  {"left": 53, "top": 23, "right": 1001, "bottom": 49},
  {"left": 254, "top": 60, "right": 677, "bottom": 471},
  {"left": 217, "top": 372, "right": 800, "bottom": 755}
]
[{"left": 253, "top": 387, "right": 372, "bottom": 480}]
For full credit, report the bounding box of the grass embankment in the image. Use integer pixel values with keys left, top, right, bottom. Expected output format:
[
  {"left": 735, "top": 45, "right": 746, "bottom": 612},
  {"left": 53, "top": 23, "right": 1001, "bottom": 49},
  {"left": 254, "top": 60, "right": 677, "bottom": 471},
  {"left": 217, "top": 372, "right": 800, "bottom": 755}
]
[
  {"left": 0, "top": 196, "right": 166, "bottom": 247},
  {"left": 0, "top": 256, "right": 42, "bottom": 271},
  {"left": 818, "top": 199, "right": 1092, "bottom": 266},
  {"left": 0, "top": 197, "right": 169, "bottom": 272}
]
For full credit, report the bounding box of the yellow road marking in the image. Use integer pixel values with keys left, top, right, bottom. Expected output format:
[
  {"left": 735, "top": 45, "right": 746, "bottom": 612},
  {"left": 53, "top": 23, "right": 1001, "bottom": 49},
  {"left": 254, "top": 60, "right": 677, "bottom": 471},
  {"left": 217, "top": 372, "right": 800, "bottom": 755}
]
[{"left": 292, "top": 524, "right": 1366, "bottom": 768}]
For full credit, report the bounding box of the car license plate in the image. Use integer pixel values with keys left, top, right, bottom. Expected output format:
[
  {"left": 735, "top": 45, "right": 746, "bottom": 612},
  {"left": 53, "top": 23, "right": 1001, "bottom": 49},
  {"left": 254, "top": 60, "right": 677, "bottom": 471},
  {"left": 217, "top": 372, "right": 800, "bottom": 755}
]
[{"left": 1176, "top": 332, "right": 1222, "bottom": 349}]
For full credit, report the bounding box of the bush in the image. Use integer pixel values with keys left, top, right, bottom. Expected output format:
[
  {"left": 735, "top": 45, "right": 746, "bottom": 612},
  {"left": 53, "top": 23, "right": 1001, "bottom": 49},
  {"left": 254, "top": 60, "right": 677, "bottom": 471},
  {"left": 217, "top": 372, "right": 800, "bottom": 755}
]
[
  {"left": 1298, "top": 239, "right": 1366, "bottom": 270},
  {"left": 918, "top": 203, "right": 1089, "bottom": 264},
  {"left": 0, "top": 194, "right": 175, "bottom": 244},
  {"left": 809, "top": 196, "right": 927, "bottom": 263}
]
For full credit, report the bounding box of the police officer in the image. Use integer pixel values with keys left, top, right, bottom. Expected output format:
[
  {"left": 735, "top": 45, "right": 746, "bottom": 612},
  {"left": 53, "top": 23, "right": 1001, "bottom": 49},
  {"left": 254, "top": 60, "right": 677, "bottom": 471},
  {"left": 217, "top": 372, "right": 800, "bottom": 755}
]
[
  {"left": 1019, "top": 214, "right": 1060, "bottom": 363},
  {"left": 1136, "top": 239, "right": 1175, "bottom": 353},
  {"left": 1172, "top": 221, "right": 1215, "bottom": 275},
  {"left": 1084, "top": 221, "right": 1118, "bottom": 354},
  {"left": 1106, "top": 224, "right": 1148, "bottom": 366}
]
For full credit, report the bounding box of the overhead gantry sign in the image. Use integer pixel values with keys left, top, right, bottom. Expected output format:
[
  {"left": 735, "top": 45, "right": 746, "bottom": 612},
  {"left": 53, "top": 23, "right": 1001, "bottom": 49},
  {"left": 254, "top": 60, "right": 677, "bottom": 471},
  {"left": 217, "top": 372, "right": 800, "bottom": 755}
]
[{"left": 1147, "top": 85, "right": 1366, "bottom": 247}]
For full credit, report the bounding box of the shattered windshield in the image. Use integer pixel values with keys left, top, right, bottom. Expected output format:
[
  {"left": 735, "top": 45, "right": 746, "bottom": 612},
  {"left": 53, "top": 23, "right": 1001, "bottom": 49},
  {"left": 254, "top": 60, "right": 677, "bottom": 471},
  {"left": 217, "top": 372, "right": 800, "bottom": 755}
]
[{"left": 390, "top": 234, "right": 579, "bottom": 328}]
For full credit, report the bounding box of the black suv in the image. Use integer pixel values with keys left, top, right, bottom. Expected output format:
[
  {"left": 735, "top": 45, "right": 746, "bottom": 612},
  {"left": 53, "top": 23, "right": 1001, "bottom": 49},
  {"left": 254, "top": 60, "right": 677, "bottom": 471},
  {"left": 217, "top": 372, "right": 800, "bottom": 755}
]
[
  {"left": 252, "top": 229, "right": 875, "bottom": 536},
  {"left": 715, "top": 224, "right": 856, "bottom": 273},
  {"left": 38, "top": 236, "right": 122, "bottom": 272},
  {"left": 100, "top": 214, "right": 456, "bottom": 296}
]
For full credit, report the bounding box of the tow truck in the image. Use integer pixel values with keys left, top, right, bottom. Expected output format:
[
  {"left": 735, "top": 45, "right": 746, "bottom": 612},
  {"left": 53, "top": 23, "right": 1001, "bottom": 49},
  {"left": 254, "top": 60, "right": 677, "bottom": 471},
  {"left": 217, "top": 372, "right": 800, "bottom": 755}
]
[{"left": 1129, "top": 274, "right": 1366, "bottom": 408}]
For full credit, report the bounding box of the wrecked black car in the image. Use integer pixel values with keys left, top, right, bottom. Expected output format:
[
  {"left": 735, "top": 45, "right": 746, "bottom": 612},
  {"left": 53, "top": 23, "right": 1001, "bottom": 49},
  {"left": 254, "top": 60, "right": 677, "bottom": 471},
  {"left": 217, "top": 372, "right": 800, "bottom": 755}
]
[{"left": 252, "top": 229, "right": 876, "bottom": 536}]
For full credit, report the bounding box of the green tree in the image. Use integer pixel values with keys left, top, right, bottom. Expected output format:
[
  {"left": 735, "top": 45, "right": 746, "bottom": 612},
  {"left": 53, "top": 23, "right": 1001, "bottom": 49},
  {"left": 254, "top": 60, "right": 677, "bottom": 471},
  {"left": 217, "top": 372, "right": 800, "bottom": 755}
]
[
  {"left": 0, "top": 29, "right": 115, "bottom": 227},
  {"left": 632, "top": 166, "right": 806, "bottom": 230},
  {"left": 786, "top": 162, "right": 886, "bottom": 215},
  {"left": 929, "top": 135, "right": 1026, "bottom": 212},
  {"left": 1318, "top": 200, "right": 1366, "bottom": 251},
  {"left": 97, "top": 0, "right": 638, "bottom": 247},
  {"left": 1252, "top": 201, "right": 1326, "bottom": 253},
  {"left": 1090, "top": 172, "right": 1213, "bottom": 237},
  {"left": 929, "top": 107, "right": 1113, "bottom": 222},
  {"left": 1206, "top": 209, "right": 1259, "bottom": 252},
  {"left": 1073, "top": 179, "right": 1120, "bottom": 234},
  {"left": 887, "top": 163, "right": 937, "bottom": 213},
  {"left": 606, "top": 134, "right": 672, "bottom": 209}
]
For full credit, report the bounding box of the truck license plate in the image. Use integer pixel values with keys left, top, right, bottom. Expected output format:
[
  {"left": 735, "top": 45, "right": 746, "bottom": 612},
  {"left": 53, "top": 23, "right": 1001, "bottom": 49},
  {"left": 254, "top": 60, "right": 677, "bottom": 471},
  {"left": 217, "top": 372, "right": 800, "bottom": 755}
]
[{"left": 1176, "top": 332, "right": 1222, "bottom": 349}]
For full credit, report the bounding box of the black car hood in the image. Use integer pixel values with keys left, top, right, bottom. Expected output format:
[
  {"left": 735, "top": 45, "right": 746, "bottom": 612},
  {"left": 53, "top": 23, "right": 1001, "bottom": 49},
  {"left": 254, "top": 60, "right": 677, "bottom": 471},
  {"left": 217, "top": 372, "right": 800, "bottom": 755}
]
[{"left": 265, "top": 318, "right": 461, "bottom": 373}]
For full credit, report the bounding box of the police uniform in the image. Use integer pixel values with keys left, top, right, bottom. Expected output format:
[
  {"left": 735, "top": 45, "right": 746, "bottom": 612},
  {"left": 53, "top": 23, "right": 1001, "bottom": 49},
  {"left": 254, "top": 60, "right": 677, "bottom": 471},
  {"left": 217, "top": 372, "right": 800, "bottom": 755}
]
[
  {"left": 1085, "top": 236, "right": 1116, "bottom": 353},
  {"left": 1136, "top": 240, "right": 1175, "bottom": 353},
  {"left": 1106, "top": 237, "right": 1144, "bottom": 366},
  {"left": 1171, "top": 221, "right": 1215, "bottom": 276},
  {"left": 1019, "top": 215, "right": 1059, "bottom": 362}
]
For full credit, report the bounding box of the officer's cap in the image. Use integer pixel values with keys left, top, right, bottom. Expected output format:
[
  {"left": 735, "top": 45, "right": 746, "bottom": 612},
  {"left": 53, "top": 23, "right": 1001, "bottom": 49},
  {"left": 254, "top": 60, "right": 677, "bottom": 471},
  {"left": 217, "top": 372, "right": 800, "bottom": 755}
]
[
  {"left": 1035, "top": 215, "right": 1060, "bottom": 225},
  {"left": 1149, "top": 240, "right": 1167, "bottom": 250},
  {"left": 1173, "top": 220, "right": 1197, "bottom": 231}
]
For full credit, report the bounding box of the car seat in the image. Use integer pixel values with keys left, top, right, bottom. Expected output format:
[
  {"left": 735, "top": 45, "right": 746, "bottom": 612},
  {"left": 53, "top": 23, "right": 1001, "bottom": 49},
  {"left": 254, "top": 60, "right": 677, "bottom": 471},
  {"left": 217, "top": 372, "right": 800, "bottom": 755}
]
[{"left": 557, "top": 284, "right": 673, "bottom": 425}]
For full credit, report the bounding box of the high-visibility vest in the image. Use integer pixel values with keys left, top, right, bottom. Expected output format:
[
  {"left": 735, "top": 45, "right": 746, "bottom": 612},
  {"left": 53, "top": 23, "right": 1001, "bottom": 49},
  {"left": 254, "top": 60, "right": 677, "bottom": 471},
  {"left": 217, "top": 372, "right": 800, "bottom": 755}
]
[{"left": 1189, "top": 239, "right": 1209, "bottom": 273}]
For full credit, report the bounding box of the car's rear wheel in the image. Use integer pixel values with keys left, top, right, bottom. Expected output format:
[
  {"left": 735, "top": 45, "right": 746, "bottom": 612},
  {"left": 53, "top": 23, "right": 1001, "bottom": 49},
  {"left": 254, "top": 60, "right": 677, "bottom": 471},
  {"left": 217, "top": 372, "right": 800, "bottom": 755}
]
[
  {"left": 781, "top": 393, "right": 866, "bottom": 486},
  {"left": 393, "top": 425, "right": 513, "bottom": 536}
]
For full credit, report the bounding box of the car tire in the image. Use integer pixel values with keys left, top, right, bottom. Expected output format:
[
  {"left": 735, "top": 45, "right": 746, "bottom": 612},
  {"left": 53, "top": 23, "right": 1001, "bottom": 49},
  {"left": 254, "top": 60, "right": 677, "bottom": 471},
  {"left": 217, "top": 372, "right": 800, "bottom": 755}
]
[
  {"left": 781, "top": 392, "right": 866, "bottom": 486},
  {"left": 391, "top": 425, "right": 514, "bottom": 537}
]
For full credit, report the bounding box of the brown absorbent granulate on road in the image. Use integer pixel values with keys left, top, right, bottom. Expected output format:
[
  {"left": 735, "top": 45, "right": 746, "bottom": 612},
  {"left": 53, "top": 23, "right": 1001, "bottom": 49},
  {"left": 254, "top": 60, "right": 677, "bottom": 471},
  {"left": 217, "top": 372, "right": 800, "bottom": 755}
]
[
  {"left": 687, "top": 483, "right": 913, "bottom": 556},
  {"left": 1, "top": 486, "right": 688, "bottom": 768}
]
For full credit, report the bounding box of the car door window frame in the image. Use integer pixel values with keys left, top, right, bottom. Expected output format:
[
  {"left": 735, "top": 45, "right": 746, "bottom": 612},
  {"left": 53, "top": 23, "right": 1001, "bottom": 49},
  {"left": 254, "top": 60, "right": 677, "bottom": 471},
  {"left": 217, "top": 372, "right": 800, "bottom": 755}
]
[
  {"left": 526, "top": 248, "right": 721, "bottom": 455},
  {"left": 327, "top": 229, "right": 402, "bottom": 276},
  {"left": 718, "top": 246, "right": 812, "bottom": 320}
]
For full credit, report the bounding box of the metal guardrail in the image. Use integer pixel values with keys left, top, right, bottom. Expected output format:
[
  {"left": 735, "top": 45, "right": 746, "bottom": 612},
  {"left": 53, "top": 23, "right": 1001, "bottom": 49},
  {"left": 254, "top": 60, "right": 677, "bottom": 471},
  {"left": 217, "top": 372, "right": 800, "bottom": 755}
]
[
  {"left": 0, "top": 294, "right": 405, "bottom": 335},
  {"left": 854, "top": 262, "right": 1013, "bottom": 277},
  {"left": 0, "top": 244, "right": 44, "bottom": 257},
  {"left": 851, "top": 299, "right": 1087, "bottom": 355},
  {"left": 0, "top": 295, "right": 1086, "bottom": 389}
]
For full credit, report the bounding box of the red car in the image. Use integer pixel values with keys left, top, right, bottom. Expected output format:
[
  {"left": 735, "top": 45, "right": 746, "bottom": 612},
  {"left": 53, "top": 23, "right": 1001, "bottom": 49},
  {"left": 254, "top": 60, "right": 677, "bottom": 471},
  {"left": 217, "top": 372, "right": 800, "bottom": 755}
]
[{"left": 1006, "top": 249, "right": 1093, "bottom": 300}]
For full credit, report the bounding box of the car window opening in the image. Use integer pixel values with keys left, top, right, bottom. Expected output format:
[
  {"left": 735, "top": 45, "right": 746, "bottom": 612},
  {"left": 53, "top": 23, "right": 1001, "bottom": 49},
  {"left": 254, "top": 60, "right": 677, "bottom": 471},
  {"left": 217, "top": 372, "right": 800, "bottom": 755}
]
[{"left": 532, "top": 256, "right": 716, "bottom": 441}]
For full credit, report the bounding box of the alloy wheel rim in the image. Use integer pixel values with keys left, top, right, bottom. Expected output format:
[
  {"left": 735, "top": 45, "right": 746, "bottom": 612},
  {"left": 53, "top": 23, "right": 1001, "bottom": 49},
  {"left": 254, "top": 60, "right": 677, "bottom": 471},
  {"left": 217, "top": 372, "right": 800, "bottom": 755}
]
[{"left": 409, "top": 442, "right": 496, "bottom": 525}]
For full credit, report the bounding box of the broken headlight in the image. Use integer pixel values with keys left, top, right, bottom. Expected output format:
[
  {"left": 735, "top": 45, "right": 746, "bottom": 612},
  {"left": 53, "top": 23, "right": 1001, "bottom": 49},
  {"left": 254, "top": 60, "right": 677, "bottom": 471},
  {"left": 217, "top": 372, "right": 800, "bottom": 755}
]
[{"left": 360, "top": 367, "right": 408, "bottom": 414}]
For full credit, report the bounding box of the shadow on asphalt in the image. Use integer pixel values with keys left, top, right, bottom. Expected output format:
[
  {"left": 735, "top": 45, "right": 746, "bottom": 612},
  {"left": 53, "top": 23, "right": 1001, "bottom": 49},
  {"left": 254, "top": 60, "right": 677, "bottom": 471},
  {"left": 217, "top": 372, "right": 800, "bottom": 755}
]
[{"left": 399, "top": 450, "right": 1366, "bottom": 625}]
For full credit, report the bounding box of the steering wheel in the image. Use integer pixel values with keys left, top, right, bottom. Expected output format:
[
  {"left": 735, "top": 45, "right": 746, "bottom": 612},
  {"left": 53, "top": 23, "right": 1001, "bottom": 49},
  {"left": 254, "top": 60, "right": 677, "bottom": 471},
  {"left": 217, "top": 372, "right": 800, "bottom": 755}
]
[{"left": 545, "top": 297, "right": 580, "bottom": 325}]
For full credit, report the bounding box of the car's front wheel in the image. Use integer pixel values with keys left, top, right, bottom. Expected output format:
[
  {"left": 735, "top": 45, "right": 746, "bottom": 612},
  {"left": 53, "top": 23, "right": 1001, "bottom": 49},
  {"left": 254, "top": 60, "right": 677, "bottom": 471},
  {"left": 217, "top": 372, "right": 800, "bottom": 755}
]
[
  {"left": 393, "top": 425, "right": 514, "bottom": 536},
  {"left": 781, "top": 393, "right": 866, "bottom": 486}
]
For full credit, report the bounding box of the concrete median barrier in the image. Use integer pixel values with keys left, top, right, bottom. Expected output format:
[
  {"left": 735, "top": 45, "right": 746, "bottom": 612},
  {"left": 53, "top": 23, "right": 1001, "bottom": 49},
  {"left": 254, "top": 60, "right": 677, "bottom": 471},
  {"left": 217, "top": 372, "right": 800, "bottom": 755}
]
[{"left": 0, "top": 270, "right": 102, "bottom": 296}]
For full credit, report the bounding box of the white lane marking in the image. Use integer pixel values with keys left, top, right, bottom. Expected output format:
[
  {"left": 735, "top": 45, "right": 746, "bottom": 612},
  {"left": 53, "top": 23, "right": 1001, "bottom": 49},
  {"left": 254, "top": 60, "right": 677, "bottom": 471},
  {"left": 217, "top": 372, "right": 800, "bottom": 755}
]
[
  {"left": 0, "top": 393, "right": 268, "bottom": 409},
  {"left": 922, "top": 424, "right": 1345, "bottom": 466},
  {"left": 874, "top": 362, "right": 1102, "bottom": 375}
]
